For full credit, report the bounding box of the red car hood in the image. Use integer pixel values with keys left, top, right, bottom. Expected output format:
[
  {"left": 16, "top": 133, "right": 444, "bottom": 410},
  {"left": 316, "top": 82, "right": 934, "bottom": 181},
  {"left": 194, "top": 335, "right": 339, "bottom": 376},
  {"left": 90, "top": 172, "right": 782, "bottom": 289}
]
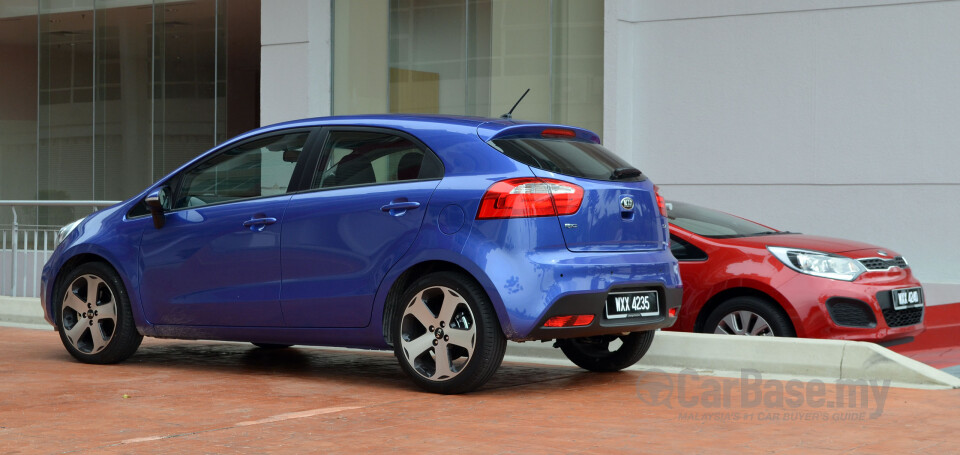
[{"left": 717, "top": 234, "right": 892, "bottom": 255}]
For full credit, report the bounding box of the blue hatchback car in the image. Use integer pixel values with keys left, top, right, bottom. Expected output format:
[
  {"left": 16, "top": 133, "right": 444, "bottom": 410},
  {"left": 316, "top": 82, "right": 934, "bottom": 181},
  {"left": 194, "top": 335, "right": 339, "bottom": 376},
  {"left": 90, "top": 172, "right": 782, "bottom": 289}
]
[{"left": 41, "top": 115, "right": 682, "bottom": 393}]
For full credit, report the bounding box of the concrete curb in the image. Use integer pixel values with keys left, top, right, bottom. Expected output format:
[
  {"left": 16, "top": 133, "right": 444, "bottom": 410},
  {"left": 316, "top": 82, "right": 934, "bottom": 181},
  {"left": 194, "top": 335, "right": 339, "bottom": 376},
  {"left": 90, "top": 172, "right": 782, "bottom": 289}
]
[
  {"left": 0, "top": 296, "right": 48, "bottom": 328},
  {"left": 506, "top": 332, "right": 960, "bottom": 390},
  {"left": 4, "top": 296, "right": 958, "bottom": 389}
]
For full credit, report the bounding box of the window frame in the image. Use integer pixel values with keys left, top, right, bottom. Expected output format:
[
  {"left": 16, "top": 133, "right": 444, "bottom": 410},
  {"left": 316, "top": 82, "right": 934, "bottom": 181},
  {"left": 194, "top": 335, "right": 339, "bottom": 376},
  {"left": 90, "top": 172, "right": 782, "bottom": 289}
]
[
  {"left": 669, "top": 234, "right": 709, "bottom": 262},
  {"left": 296, "top": 126, "right": 445, "bottom": 192},
  {"left": 157, "top": 127, "right": 320, "bottom": 213}
]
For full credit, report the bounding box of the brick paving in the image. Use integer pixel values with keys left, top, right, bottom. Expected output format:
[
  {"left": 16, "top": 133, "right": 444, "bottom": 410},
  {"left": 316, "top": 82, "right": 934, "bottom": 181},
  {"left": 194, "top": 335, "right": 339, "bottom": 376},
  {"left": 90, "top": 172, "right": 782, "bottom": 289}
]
[{"left": 1, "top": 326, "right": 958, "bottom": 454}]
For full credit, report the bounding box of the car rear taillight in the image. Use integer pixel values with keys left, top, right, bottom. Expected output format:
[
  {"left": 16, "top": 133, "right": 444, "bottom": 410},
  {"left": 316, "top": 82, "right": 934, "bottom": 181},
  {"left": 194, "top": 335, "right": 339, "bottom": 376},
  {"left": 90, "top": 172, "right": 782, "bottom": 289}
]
[
  {"left": 543, "top": 315, "right": 595, "bottom": 328},
  {"left": 476, "top": 178, "right": 583, "bottom": 219},
  {"left": 654, "top": 185, "right": 667, "bottom": 217}
]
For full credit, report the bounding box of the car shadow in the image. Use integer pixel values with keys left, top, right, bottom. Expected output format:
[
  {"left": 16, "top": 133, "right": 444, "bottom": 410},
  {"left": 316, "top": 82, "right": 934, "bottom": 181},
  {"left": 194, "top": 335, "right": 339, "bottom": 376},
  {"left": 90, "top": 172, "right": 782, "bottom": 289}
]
[{"left": 101, "top": 341, "right": 595, "bottom": 394}]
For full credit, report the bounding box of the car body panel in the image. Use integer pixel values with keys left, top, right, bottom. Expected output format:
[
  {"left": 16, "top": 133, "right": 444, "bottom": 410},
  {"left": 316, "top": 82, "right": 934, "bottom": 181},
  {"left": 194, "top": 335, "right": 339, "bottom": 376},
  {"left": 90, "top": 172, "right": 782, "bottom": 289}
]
[
  {"left": 40, "top": 114, "right": 683, "bottom": 351},
  {"left": 666, "top": 208, "right": 924, "bottom": 343},
  {"left": 665, "top": 232, "right": 805, "bottom": 335},
  {"left": 139, "top": 195, "right": 291, "bottom": 327},
  {"left": 713, "top": 234, "right": 885, "bottom": 255},
  {"left": 41, "top": 201, "right": 148, "bottom": 327},
  {"left": 527, "top": 168, "right": 666, "bottom": 253},
  {"left": 280, "top": 180, "right": 440, "bottom": 328}
]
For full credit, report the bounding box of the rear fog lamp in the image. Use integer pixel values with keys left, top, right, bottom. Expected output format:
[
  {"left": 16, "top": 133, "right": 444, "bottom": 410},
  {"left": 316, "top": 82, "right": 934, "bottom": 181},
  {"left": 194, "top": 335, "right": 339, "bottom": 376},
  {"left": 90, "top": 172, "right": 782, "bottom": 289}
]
[{"left": 543, "top": 315, "right": 595, "bottom": 328}]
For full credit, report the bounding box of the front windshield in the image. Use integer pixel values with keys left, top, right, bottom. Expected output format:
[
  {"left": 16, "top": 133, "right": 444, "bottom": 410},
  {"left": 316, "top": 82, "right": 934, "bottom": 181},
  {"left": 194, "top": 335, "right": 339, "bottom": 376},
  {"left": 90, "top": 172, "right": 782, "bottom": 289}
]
[{"left": 667, "top": 200, "right": 785, "bottom": 238}]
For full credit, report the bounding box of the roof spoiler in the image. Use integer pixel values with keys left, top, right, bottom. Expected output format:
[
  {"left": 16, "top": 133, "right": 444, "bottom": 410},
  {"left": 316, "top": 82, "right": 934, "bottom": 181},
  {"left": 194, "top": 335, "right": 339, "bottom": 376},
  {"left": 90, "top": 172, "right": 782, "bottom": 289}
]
[{"left": 476, "top": 122, "right": 601, "bottom": 144}]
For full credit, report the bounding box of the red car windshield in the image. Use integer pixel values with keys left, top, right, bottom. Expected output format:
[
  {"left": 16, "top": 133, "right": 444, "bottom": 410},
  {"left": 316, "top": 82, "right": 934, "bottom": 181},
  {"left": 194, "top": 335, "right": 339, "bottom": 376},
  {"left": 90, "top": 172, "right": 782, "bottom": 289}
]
[{"left": 667, "top": 200, "right": 791, "bottom": 239}]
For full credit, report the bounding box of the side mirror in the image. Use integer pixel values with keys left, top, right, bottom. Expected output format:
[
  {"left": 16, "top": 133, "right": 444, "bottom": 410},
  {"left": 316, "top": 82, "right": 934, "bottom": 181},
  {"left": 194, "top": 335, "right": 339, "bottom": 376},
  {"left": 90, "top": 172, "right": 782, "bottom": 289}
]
[{"left": 145, "top": 186, "right": 170, "bottom": 229}]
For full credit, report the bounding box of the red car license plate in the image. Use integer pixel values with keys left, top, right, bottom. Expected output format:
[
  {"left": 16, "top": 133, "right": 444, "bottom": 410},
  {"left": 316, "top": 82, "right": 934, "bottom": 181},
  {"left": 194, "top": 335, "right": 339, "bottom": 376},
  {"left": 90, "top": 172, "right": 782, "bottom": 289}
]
[{"left": 891, "top": 287, "right": 923, "bottom": 310}]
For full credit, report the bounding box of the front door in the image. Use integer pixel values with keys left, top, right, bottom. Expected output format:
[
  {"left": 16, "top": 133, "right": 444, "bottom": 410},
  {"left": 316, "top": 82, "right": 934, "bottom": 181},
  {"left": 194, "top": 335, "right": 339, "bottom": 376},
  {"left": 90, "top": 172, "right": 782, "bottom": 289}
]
[{"left": 139, "top": 129, "right": 314, "bottom": 326}]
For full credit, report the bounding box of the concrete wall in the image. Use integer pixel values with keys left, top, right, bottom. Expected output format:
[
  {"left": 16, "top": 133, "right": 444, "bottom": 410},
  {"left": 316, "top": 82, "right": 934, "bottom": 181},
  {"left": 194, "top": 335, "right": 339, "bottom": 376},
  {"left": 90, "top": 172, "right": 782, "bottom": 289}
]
[
  {"left": 332, "top": 0, "right": 388, "bottom": 115},
  {"left": 260, "top": 0, "right": 332, "bottom": 125},
  {"left": 604, "top": 0, "right": 960, "bottom": 302}
]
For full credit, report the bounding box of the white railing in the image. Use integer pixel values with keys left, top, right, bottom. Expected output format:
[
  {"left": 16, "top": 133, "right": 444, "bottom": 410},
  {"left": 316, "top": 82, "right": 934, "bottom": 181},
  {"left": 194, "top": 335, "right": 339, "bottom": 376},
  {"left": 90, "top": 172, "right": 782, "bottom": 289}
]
[{"left": 0, "top": 201, "right": 120, "bottom": 298}]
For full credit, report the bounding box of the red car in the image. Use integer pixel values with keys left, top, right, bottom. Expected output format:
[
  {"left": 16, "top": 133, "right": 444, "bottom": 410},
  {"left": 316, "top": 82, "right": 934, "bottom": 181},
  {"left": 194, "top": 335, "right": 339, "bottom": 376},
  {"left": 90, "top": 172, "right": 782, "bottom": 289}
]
[{"left": 665, "top": 200, "right": 925, "bottom": 346}]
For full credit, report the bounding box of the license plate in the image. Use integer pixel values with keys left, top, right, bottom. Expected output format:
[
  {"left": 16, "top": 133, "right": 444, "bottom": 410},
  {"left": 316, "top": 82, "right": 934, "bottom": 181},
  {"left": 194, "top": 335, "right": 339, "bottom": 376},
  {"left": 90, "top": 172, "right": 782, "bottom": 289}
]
[
  {"left": 891, "top": 287, "right": 923, "bottom": 310},
  {"left": 605, "top": 290, "right": 660, "bottom": 319}
]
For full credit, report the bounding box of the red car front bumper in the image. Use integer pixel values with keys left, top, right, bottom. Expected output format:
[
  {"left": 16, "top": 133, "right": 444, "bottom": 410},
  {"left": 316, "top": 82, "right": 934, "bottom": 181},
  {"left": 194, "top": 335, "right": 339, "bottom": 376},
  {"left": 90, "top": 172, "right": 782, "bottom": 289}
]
[{"left": 769, "top": 267, "right": 925, "bottom": 344}]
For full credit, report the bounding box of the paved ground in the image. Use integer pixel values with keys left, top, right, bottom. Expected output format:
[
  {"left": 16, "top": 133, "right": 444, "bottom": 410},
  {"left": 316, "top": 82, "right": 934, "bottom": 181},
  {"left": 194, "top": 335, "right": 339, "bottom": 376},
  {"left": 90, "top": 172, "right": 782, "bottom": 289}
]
[
  {"left": 1, "top": 327, "right": 959, "bottom": 454},
  {"left": 891, "top": 303, "right": 960, "bottom": 374}
]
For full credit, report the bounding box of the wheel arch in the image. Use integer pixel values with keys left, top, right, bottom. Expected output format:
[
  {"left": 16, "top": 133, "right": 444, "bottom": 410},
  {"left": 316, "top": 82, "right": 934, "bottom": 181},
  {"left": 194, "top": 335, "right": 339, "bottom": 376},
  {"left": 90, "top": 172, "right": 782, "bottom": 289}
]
[
  {"left": 694, "top": 286, "right": 804, "bottom": 337},
  {"left": 381, "top": 259, "right": 504, "bottom": 346},
  {"left": 49, "top": 249, "right": 146, "bottom": 332},
  {"left": 50, "top": 253, "right": 113, "bottom": 327}
]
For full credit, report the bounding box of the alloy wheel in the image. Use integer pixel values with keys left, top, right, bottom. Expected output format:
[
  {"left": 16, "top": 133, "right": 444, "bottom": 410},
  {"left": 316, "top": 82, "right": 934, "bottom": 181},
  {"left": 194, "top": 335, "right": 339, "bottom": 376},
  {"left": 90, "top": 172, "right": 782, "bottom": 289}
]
[
  {"left": 61, "top": 274, "right": 119, "bottom": 354},
  {"left": 714, "top": 310, "right": 774, "bottom": 336},
  {"left": 399, "top": 285, "right": 477, "bottom": 381}
]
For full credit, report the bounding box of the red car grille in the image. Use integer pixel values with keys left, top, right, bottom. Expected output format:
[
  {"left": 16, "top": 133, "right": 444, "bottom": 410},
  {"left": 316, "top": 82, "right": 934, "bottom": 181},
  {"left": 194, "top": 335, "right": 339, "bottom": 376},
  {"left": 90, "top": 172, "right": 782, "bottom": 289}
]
[{"left": 859, "top": 257, "right": 908, "bottom": 270}]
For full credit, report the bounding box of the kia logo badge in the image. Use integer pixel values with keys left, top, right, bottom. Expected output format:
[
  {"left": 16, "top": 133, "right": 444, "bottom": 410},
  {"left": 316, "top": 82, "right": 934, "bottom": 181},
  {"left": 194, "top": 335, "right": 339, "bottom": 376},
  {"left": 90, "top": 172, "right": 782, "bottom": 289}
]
[
  {"left": 877, "top": 250, "right": 889, "bottom": 257},
  {"left": 620, "top": 197, "right": 634, "bottom": 211}
]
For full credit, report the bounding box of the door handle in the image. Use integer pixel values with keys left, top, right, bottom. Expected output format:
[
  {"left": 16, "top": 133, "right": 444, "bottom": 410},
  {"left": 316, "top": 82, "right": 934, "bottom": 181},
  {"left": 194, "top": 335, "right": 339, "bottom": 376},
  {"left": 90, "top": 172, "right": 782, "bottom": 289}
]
[
  {"left": 380, "top": 201, "right": 421, "bottom": 216},
  {"left": 242, "top": 217, "right": 278, "bottom": 232}
]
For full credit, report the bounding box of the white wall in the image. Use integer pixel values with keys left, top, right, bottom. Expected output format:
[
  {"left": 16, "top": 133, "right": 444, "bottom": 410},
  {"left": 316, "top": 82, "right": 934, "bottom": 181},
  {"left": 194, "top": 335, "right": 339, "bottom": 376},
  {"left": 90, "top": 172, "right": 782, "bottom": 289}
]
[
  {"left": 332, "top": 0, "right": 388, "bottom": 115},
  {"left": 261, "top": 0, "right": 332, "bottom": 125},
  {"left": 605, "top": 0, "right": 960, "bottom": 303}
]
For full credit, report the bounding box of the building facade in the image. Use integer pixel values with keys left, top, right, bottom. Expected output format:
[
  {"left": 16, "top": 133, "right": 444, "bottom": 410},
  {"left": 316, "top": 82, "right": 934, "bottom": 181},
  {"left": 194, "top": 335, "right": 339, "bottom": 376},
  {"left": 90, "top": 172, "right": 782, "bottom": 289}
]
[{"left": 1, "top": 0, "right": 958, "bottom": 300}]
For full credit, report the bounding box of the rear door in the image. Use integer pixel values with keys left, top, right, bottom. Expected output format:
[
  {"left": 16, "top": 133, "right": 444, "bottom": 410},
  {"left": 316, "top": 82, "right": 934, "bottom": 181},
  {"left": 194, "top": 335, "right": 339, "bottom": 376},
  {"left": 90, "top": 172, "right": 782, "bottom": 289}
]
[
  {"left": 280, "top": 128, "right": 444, "bottom": 328},
  {"left": 490, "top": 134, "right": 665, "bottom": 252}
]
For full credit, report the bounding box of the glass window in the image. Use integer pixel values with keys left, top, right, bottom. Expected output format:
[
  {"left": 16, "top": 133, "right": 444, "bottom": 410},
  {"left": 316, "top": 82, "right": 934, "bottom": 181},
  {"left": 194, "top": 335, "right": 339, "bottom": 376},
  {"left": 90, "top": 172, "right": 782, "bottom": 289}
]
[
  {"left": 491, "top": 137, "right": 641, "bottom": 182},
  {"left": 174, "top": 132, "right": 308, "bottom": 209},
  {"left": 333, "top": 0, "right": 603, "bottom": 136},
  {"left": 670, "top": 235, "right": 708, "bottom": 261},
  {"left": 11, "top": 0, "right": 260, "bottom": 227},
  {"left": 313, "top": 131, "right": 442, "bottom": 189},
  {"left": 667, "top": 200, "right": 785, "bottom": 239},
  {"left": 0, "top": 1, "right": 39, "bottom": 227}
]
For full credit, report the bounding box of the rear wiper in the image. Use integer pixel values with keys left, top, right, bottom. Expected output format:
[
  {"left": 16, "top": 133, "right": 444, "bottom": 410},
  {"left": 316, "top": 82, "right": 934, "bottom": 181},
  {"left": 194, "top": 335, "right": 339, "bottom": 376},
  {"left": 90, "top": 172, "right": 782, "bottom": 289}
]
[{"left": 611, "top": 167, "right": 642, "bottom": 180}]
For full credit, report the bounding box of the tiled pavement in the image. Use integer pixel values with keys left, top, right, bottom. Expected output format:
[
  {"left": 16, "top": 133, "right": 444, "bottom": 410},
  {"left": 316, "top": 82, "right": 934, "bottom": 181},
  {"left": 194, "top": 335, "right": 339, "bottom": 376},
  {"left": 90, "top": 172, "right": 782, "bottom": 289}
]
[{"left": 1, "top": 326, "right": 958, "bottom": 454}]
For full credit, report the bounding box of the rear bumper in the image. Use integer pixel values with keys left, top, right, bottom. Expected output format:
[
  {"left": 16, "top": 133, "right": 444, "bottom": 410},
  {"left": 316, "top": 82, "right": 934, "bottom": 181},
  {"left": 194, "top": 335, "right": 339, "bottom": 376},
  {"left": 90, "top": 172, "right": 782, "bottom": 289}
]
[
  {"left": 463, "top": 214, "right": 682, "bottom": 340},
  {"left": 520, "top": 285, "right": 683, "bottom": 341}
]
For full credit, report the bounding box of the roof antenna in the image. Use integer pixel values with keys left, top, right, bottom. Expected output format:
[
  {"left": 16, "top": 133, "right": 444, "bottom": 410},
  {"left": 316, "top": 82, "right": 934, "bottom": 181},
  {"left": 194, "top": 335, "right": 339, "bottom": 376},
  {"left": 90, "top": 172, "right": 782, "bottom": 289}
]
[{"left": 500, "top": 88, "right": 530, "bottom": 120}]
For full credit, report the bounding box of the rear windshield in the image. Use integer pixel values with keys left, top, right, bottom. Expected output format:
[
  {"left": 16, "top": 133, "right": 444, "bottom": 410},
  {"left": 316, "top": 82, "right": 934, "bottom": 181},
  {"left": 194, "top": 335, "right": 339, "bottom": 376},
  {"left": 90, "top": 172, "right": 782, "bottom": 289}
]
[
  {"left": 490, "top": 138, "right": 644, "bottom": 182},
  {"left": 667, "top": 200, "right": 785, "bottom": 238}
]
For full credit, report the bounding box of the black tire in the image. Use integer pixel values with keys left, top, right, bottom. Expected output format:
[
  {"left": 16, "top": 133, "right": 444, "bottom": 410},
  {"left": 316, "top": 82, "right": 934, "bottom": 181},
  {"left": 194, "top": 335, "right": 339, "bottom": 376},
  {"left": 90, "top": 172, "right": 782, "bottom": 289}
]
[
  {"left": 556, "top": 330, "right": 656, "bottom": 372},
  {"left": 252, "top": 343, "right": 293, "bottom": 349},
  {"left": 392, "top": 271, "right": 506, "bottom": 394},
  {"left": 702, "top": 296, "right": 796, "bottom": 337},
  {"left": 57, "top": 262, "right": 143, "bottom": 364}
]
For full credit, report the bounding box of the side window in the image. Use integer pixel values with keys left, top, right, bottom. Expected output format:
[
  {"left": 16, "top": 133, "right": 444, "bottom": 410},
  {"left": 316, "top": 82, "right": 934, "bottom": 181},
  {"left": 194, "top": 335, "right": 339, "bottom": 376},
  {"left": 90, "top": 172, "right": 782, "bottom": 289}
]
[
  {"left": 312, "top": 131, "right": 442, "bottom": 189},
  {"left": 670, "top": 235, "right": 708, "bottom": 261},
  {"left": 174, "top": 131, "right": 309, "bottom": 209}
]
